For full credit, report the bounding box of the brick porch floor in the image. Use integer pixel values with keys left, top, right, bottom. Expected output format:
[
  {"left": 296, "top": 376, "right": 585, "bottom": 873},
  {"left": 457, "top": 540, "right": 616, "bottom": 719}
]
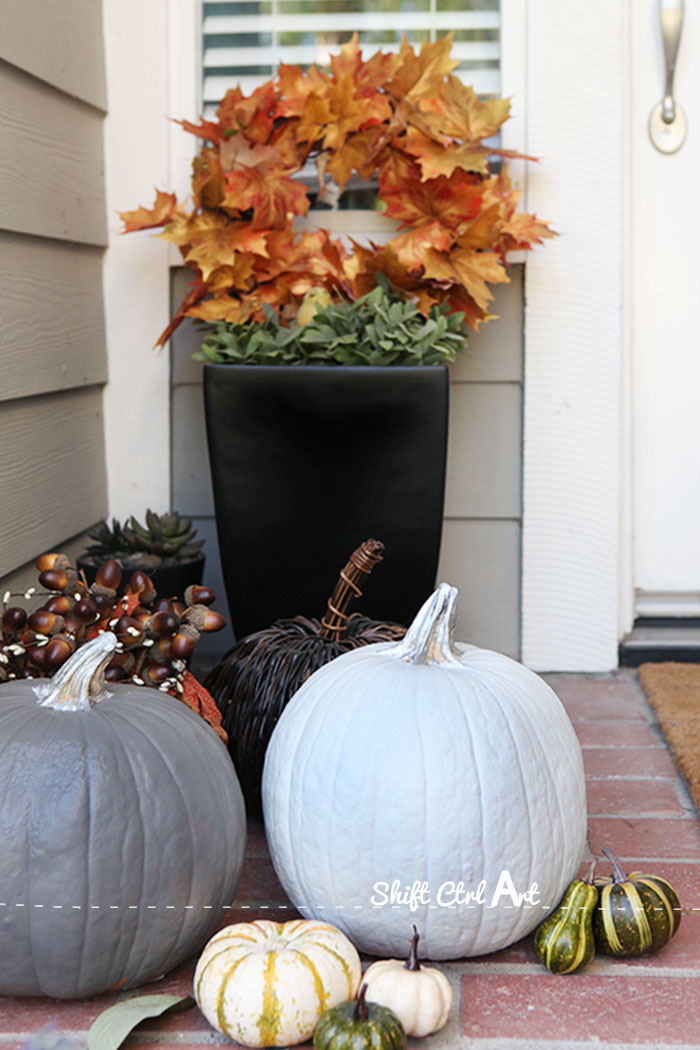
[{"left": 2, "top": 670, "right": 699, "bottom": 1049}]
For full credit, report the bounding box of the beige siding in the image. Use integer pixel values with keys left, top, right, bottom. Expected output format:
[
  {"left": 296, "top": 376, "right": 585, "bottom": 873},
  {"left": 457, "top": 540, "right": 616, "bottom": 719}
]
[
  {"left": 0, "top": 61, "right": 106, "bottom": 245},
  {"left": 0, "top": 388, "right": 106, "bottom": 576},
  {"left": 170, "top": 266, "right": 524, "bottom": 662},
  {"left": 0, "top": 5, "right": 107, "bottom": 587},
  {"left": 437, "top": 520, "right": 521, "bottom": 657},
  {"left": 0, "top": 233, "right": 107, "bottom": 402},
  {"left": 0, "top": 0, "right": 106, "bottom": 109}
]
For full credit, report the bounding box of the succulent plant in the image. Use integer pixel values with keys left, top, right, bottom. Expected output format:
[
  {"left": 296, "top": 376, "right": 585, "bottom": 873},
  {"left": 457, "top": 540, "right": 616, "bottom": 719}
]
[
  {"left": 85, "top": 510, "right": 203, "bottom": 566},
  {"left": 84, "top": 518, "right": 129, "bottom": 557}
]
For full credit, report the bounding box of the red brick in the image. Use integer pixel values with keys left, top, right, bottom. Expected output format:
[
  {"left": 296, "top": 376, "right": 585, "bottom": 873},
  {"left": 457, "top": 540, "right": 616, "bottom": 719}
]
[
  {"left": 584, "top": 748, "right": 679, "bottom": 779},
  {"left": 588, "top": 816, "right": 700, "bottom": 861},
  {"left": 586, "top": 778, "right": 688, "bottom": 817},
  {"left": 610, "top": 913, "right": 700, "bottom": 970},
  {"left": 0, "top": 962, "right": 196, "bottom": 1032},
  {"left": 471, "top": 935, "right": 539, "bottom": 967},
  {"left": 635, "top": 862, "right": 700, "bottom": 910},
  {"left": 575, "top": 721, "right": 664, "bottom": 749},
  {"left": 548, "top": 677, "right": 645, "bottom": 722},
  {"left": 461, "top": 972, "right": 700, "bottom": 1043}
]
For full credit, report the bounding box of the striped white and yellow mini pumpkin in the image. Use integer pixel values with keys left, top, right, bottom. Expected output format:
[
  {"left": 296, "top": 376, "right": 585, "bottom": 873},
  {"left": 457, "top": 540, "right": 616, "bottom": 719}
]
[{"left": 194, "top": 918, "right": 361, "bottom": 1047}]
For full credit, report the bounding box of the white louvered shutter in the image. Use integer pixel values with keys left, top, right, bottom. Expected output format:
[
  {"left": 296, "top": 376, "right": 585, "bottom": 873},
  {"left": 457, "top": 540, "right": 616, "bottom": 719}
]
[{"left": 201, "top": 0, "right": 501, "bottom": 117}]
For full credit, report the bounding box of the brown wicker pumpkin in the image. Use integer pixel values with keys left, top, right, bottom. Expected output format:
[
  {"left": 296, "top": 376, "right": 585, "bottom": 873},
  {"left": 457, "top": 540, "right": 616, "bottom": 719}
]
[{"left": 205, "top": 539, "right": 406, "bottom": 814}]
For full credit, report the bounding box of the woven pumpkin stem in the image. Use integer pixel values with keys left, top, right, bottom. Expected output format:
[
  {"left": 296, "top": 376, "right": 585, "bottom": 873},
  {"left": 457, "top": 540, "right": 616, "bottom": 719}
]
[{"left": 319, "top": 539, "right": 385, "bottom": 640}]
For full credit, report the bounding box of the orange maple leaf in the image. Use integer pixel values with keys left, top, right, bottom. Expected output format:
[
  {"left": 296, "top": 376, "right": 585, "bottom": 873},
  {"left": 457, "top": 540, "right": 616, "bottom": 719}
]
[
  {"left": 118, "top": 190, "right": 181, "bottom": 233},
  {"left": 218, "top": 133, "right": 286, "bottom": 174},
  {"left": 329, "top": 33, "right": 364, "bottom": 82},
  {"left": 192, "top": 147, "right": 226, "bottom": 210},
  {"left": 401, "top": 126, "right": 491, "bottom": 179},
  {"left": 180, "top": 671, "right": 228, "bottom": 743},
  {"left": 380, "top": 151, "right": 484, "bottom": 231},
  {"left": 446, "top": 286, "right": 497, "bottom": 330},
  {"left": 159, "top": 213, "right": 269, "bottom": 283},
  {"left": 223, "top": 167, "right": 310, "bottom": 229},
  {"left": 175, "top": 117, "right": 224, "bottom": 145},
  {"left": 216, "top": 80, "right": 280, "bottom": 143},
  {"left": 322, "top": 76, "right": 391, "bottom": 152},
  {"left": 456, "top": 203, "right": 503, "bottom": 251},
  {"left": 388, "top": 34, "right": 459, "bottom": 103},
  {"left": 277, "top": 63, "right": 331, "bottom": 118},
  {"left": 423, "top": 247, "right": 508, "bottom": 312},
  {"left": 417, "top": 78, "right": 511, "bottom": 142},
  {"left": 495, "top": 210, "right": 557, "bottom": 254},
  {"left": 187, "top": 294, "right": 252, "bottom": 325},
  {"left": 345, "top": 241, "right": 436, "bottom": 306},
  {"left": 325, "top": 126, "right": 387, "bottom": 191},
  {"left": 386, "top": 220, "right": 453, "bottom": 272}
]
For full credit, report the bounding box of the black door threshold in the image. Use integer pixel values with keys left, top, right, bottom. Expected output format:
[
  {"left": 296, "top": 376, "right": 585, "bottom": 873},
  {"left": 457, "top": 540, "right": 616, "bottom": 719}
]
[{"left": 619, "top": 620, "right": 700, "bottom": 667}]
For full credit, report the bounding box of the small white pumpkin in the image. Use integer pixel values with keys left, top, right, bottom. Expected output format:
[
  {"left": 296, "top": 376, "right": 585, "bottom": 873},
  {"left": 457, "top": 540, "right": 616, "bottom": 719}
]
[
  {"left": 194, "top": 918, "right": 361, "bottom": 1047},
  {"left": 363, "top": 927, "right": 452, "bottom": 1037},
  {"left": 262, "top": 583, "right": 588, "bottom": 959}
]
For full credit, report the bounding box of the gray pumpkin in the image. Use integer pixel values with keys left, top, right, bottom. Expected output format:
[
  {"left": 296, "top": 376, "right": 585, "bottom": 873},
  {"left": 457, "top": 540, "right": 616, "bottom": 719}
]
[{"left": 0, "top": 632, "right": 246, "bottom": 998}]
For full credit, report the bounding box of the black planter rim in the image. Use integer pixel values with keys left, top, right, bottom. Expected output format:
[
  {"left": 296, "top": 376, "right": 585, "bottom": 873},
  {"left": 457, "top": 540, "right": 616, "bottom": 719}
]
[{"left": 202, "top": 362, "right": 450, "bottom": 376}]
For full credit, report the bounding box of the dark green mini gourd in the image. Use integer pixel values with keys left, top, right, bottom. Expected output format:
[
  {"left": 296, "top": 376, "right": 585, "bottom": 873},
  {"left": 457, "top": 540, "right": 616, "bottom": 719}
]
[
  {"left": 534, "top": 876, "right": 598, "bottom": 974},
  {"left": 593, "top": 846, "right": 682, "bottom": 957},
  {"left": 313, "top": 983, "right": 406, "bottom": 1050}
]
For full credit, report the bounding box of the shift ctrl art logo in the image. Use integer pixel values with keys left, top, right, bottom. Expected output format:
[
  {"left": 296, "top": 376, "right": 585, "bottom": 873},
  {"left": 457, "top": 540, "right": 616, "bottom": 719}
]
[{"left": 371, "top": 873, "right": 541, "bottom": 911}]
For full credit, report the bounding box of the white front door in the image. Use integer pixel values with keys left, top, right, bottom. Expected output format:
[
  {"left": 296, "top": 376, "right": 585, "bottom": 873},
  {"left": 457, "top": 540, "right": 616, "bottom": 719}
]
[{"left": 631, "top": 1, "right": 700, "bottom": 613}]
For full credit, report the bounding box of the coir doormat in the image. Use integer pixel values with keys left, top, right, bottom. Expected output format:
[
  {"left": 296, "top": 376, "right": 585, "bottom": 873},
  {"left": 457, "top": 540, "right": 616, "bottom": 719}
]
[{"left": 638, "top": 662, "right": 700, "bottom": 814}]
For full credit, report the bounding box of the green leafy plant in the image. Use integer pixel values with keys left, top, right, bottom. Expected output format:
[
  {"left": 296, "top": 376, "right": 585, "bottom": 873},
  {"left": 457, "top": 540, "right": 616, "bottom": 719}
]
[
  {"left": 196, "top": 278, "right": 470, "bottom": 366},
  {"left": 85, "top": 511, "right": 203, "bottom": 567}
]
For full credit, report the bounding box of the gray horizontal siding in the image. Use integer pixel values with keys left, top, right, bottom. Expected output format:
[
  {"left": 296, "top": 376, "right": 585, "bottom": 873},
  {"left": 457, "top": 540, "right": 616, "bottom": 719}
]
[
  {"left": 170, "top": 266, "right": 524, "bottom": 661},
  {"left": 437, "top": 520, "right": 521, "bottom": 657},
  {"left": 0, "top": 387, "right": 107, "bottom": 577},
  {"left": 0, "top": 6, "right": 107, "bottom": 589},
  {"left": 0, "top": 60, "right": 107, "bottom": 246},
  {"left": 0, "top": 0, "right": 106, "bottom": 110},
  {"left": 0, "top": 232, "right": 107, "bottom": 402}
]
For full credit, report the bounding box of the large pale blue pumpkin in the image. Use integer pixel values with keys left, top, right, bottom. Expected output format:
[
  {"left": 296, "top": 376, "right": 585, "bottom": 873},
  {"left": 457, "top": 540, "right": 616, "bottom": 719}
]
[
  {"left": 263, "top": 584, "right": 587, "bottom": 959},
  {"left": 0, "top": 632, "right": 246, "bottom": 998}
]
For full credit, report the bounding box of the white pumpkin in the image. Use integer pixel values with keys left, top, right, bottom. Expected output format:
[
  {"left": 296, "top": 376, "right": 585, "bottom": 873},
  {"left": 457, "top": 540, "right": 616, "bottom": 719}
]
[
  {"left": 363, "top": 928, "right": 452, "bottom": 1037},
  {"left": 194, "top": 918, "right": 361, "bottom": 1047},
  {"left": 262, "top": 583, "right": 588, "bottom": 959}
]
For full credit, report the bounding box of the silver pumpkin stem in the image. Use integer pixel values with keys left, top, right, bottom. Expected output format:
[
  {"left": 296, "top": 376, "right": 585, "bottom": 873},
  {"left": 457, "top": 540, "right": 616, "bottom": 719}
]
[
  {"left": 34, "top": 632, "right": 118, "bottom": 711},
  {"left": 392, "top": 583, "right": 462, "bottom": 665}
]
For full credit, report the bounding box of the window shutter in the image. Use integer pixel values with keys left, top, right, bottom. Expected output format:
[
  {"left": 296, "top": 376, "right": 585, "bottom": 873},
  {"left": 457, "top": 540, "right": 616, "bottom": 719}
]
[{"left": 202, "top": 0, "right": 500, "bottom": 117}]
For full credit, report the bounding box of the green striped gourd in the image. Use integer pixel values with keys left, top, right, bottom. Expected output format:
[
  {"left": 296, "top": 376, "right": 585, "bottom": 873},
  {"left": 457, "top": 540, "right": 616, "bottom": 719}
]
[
  {"left": 593, "top": 846, "right": 682, "bottom": 957},
  {"left": 534, "top": 878, "right": 598, "bottom": 974},
  {"left": 314, "top": 983, "right": 406, "bottom": 1050},
  {"left": 194, "top": 919, "right": 361, "bottom": 1047}
]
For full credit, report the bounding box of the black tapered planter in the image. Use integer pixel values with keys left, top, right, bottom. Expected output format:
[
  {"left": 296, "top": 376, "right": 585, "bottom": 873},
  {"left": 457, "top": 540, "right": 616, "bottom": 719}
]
[{"left": 204, "top": 364, "right": 449, "bottom": 637}]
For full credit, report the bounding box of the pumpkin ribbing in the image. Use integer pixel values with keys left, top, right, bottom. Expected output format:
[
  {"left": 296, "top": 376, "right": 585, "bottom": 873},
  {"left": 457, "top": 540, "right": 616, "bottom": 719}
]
[
  {"left": 195, "top": 919, "right": 361, "bottom": 1047},
  {"left": 0, "top": 634, "right": 246, "bottom": 998},
  {"left": 263, "top": 583, "right": 588, "bottom": 959},
  {"left": 593, "top": 847, "right": 682, "bottom": 957},
  {"left": 206, "top": 539, "right": 405, "bottom": 814}
]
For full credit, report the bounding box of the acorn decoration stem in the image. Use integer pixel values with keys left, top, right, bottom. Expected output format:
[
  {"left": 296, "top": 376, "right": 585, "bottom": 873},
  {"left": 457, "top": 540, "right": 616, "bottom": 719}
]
[
  {"left": 404, "top": 925, "right": 421, "bottom": 971},
  {"left": 319, "top": 539, "right": 385, "bottom": 640}
]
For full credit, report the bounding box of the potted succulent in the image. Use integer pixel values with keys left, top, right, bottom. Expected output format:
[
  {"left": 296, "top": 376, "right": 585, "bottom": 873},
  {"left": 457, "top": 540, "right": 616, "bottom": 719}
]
[
  {"left": 77, "top": 510, "right": 205, "bottom": 598},
  {"left": 119, "top": 33, "right": 553, "bottom": 635}
]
